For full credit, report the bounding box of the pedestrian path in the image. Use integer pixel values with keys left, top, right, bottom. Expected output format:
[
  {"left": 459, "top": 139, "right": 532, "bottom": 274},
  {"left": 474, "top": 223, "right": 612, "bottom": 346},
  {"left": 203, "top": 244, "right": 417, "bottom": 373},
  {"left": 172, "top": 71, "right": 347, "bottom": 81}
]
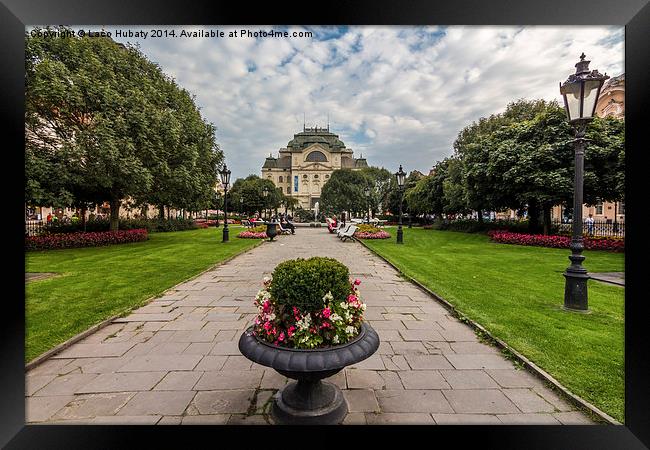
[{"left": 25, "top": 228, "right": 593, "bottom": 425}]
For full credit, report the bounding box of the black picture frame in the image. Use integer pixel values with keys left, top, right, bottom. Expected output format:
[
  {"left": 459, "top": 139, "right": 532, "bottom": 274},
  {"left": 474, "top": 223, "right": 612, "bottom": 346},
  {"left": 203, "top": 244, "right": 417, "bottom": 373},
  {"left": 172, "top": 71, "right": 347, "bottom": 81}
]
[{"left": 2, "top": 0, "right": 648, "bottom": 447}]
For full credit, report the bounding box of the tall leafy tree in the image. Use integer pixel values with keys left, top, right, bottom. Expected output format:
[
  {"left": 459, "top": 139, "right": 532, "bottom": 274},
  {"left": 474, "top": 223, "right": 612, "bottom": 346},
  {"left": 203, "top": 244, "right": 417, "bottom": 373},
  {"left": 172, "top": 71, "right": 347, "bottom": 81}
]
[
  {"left": 320, "top": 169, "right": 368, "bottom": 217},
  {"left": 25, "top": 26, "right": 221, "bottom": 230}
]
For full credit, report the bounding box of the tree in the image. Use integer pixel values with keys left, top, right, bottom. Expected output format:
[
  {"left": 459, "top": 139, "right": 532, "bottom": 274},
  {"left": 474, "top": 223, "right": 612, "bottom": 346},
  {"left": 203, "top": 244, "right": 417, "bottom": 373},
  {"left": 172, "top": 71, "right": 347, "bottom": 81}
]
[
  {"left": 320, "top": 169, "right": 368, "bottom": 217},
  {"left": 386, "top": 171, "right": 422, "bottom": 217},
  {"left": 25, "top": 26, "right": 221, "bottom": 230},
  {"left": 359, "top": 166, "right": 392, "bottom": 216}
]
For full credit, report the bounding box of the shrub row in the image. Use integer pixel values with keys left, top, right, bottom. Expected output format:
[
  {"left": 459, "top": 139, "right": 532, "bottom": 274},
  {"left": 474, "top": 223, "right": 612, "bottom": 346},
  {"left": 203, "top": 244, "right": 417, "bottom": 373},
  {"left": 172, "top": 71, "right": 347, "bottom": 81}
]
[
  {"left": 45, "top": 218, "right": 200, "bottom": 234},
  {"left": 430, "top": 218, "right": 533, "bottom": 234},
  {"left": 487, "top": 230, "right": 624, "bottom": 252},
  {"left": 26, "top": 229, "right": 149, "bottom": 251}
]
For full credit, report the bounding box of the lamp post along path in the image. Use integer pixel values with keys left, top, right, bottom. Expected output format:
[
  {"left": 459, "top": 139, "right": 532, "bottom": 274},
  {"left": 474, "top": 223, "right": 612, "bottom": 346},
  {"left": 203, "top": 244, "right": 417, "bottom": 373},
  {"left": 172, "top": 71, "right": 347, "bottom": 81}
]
[
  {"left": 219, "top": 164, "right": 231, "bottom": 243},
  {"left": 395, "top": 165, "right": 406, "bottom": 244},
  {"left": 559, "top": 53, "right": 608, "bottom": 311}
]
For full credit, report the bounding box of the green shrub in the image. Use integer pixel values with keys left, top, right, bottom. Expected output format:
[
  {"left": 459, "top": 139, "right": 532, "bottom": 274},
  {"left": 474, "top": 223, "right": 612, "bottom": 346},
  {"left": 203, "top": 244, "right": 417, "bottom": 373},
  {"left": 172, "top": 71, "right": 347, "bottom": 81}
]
[
  {"left": 269, "top": 257, "right": 350, "bottom": 313},
  {"left": 429, "top": 218, "right": 536, "bottom": 234},
  {"left": 44, "top": 217, "right": 199, "bottom": 233}
]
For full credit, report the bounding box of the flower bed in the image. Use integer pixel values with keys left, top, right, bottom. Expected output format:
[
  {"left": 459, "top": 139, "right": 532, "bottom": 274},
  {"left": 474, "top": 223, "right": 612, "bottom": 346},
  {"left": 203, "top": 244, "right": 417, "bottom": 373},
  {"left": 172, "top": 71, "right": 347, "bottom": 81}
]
[
  {"left": 354, "top": 224, "right": 391, "bottom": 239},
  {"left": 26, "top": 229, "right": 149, "bottom": 251},
  {"left": 487, "top": 230, "right": 624, "bottom": 252},
  {"left": 251, "top": 257, "right": 367, "bottom": 349},
  {"left": 237, "top": 224, "right": 267, "bottom": 239}
]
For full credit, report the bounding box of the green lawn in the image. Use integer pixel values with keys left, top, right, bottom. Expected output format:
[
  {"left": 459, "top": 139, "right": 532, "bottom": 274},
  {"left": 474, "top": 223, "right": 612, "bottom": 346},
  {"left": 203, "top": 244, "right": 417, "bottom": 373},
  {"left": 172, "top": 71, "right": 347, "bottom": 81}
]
[
  {"left": 363, "top": 228, "right": 624, "bottom": 423},
  {"left": 25, "top": 227, "right": 261, "bottom": 362}
]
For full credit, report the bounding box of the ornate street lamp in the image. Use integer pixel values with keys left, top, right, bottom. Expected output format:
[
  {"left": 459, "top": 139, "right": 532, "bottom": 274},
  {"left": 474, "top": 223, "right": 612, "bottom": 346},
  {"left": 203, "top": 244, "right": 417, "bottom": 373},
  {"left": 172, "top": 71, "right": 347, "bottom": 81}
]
[
  {"left": 219, "top": 164, "right": 231, "bottom": 243},
  {"left": 395, "top": 165, "right": 406, "bottom": 244},
  {"left": 240, "top": 196, "right": 244, "bottom": 215},
  {"left": 559, "top": 53, "right": 608, "bottom": 312},
  {"left": 263, "top": 187, "right": 269, "bottom": 220},
  {"left": 364, "top": 186, "right": 371, "bottom": 224}
]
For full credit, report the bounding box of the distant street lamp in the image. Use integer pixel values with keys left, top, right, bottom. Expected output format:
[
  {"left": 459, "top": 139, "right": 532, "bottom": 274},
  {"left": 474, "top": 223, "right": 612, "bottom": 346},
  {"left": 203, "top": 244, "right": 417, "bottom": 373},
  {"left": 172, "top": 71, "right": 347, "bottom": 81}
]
[
  {"left": 219, "top": 164, "right": 231, "bottom": 243},
  {"left": 263, "top": 187, "right": 269, "bottom": 220},
  {"left": 240, "top": 196, "right": 244, "bottom": 215},
  {"left": 395, "top": 165, "right": 406, "bottom": 244},
  {"left": 559, "top": 53, "right": 608, "bottom": 312},
  {"left": 364, "top": 186, "right": 371, "bottom": 224}
]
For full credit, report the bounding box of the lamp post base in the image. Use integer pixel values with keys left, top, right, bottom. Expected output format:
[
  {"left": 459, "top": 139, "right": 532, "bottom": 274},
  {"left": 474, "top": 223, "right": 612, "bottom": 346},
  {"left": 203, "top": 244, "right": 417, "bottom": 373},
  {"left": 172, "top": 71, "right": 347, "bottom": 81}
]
[
  {"left": 563, "top": 271, "right": 589, "bottom": 311},
  {"left": 222, "top": 227, "right": 229, "bottom": 243},
  {"left": 396, "top": 226, "right": 403, "bottom": 244}
]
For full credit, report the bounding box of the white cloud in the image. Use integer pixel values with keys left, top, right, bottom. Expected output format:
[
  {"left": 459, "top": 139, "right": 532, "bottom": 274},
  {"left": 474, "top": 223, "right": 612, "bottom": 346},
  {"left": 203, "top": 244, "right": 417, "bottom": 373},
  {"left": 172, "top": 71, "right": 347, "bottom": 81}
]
[{"left": 102, "top": 25, "right": 623, "bottom": 179}]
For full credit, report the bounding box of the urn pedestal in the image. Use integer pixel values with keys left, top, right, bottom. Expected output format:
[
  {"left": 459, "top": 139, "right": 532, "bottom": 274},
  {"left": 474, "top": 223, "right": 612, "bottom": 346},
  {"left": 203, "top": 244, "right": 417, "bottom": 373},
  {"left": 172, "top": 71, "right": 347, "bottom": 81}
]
[
  {"left": 238, "top": 322, "right": 380, "bottom": 425},
  {"left": 265, "top": 221, "right": 278, "bottom": 241}
]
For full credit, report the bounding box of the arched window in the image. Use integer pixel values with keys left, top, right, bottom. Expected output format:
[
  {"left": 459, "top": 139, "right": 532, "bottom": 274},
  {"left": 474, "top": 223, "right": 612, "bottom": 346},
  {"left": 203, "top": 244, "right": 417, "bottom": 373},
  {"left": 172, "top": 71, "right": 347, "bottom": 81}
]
[
  {"left": 306, "top": 151, "right": 328, "bottom": 162},
  {"left": 279, "top": 176, "right": 283, "bottom": 183}
]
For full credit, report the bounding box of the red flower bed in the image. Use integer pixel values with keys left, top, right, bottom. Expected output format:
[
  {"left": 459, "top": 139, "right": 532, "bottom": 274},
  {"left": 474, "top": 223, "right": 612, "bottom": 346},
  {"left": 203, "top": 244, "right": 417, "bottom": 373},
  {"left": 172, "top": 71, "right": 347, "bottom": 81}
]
[
  {"left": 354, "top": 231, "right": 391, "bottom": 239},
  {"left": 237, "top": 231, "right": 267, "bottom": 239},
  {"left": 26, "top": 229, "right": 149, "bottom": 251},
  {"left": 487, "top": 230, "right": 624, "bottom": 252}
]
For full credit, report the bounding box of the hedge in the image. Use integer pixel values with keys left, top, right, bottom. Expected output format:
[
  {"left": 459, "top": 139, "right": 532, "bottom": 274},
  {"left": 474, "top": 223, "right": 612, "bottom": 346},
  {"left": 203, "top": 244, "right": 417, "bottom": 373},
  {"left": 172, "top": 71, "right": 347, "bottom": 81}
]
[
  {"left": 26, "top": 229, "right": 149, "bottom": 251},
  {"left": 44, "top": 218, "right": 199, "bottom": 234}
]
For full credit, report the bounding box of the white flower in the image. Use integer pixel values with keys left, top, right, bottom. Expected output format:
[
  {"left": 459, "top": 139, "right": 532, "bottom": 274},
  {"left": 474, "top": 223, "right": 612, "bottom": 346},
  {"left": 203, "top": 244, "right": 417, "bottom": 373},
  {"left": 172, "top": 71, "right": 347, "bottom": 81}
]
[
  {"left": 263, "top": 276, "right": 271, "bottom": 284},
  {"left": 330, "top": 313, "right": 342, "bottom": 322},
  {"left": 339, "top": 301, "right": 348, "bottom": 310},
  {"left": 361, "top": 303, "right": 367, "bottom": 311},
  {"left": 345, "top": 326, "right": 355, "bottom": 335},
  {"left": 323, "top": 291, "right": 334, "bottom": 302},
  {"left": 268, "top": 313, "right": 275, "bottom": 321},
  {"left": 332, "top": 335, "right": 340, "bottom": 344}
]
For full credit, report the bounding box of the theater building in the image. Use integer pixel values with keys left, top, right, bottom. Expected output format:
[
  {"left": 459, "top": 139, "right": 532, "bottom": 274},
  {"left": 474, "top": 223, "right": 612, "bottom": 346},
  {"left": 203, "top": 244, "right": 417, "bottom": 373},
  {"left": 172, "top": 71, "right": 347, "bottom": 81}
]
[{"left": 261, "top": 126, "right": 368, "bottom": 211}]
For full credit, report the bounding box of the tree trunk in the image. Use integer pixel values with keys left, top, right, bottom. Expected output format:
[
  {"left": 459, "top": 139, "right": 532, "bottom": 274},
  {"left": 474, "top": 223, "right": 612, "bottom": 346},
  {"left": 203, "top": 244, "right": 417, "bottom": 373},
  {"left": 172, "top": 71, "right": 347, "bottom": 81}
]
[
  {"left": 527, "top": 200, "right": 541, "bottom": 234},
  {"left": 158, "top": 205, "right": 164, "bottom": 219},
  {"left": 109, "top": 198, "right": 120, "bottom": 231},
  {"left": 167, "top": 207, "right": 170, "bottom": 220},
  {"left": 542, "top": 204, "right": 552, "bottom": 236},
  {"left": 182, "top": 209, "right": 186, "bottom": 219},
  {"left": 81, "top": 205, "right": 87, "bottom": 232},
  {"left": 477, "top": 209, "right": 484, "bottom": 224}
]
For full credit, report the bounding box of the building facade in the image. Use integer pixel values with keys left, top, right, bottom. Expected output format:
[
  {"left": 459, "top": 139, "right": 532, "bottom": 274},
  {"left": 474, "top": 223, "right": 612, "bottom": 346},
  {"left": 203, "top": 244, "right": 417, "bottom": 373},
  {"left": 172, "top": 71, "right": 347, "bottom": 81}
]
[{"left": 261, "top": 126, "right": 368, "bottom": 211}]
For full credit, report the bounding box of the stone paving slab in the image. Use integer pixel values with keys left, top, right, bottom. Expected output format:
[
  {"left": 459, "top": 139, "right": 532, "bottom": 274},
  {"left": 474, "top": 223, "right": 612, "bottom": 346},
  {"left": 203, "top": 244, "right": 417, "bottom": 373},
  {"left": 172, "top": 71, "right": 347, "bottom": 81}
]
[{"left": 25, "top": 228, "right": 593, "bottom": 425}]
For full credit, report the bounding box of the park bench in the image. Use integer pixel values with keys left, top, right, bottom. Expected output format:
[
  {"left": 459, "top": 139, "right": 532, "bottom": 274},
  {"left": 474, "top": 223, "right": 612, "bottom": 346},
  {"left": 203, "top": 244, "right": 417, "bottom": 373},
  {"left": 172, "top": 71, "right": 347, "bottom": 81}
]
[
  {"left": 337, "top": 223, "right": 352, "bottom": 238},
  {"left": 339, "top": 225, "right": 358, "bottom": 242},
  {"left": 241, "top": 219, "right": 254, "bottom": 228}
]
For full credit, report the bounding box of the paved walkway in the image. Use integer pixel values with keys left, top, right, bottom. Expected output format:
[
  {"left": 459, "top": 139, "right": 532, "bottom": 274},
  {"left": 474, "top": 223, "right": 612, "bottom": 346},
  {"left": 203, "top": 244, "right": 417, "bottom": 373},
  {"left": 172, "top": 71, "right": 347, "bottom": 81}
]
[
  {"left": 26, "top": 229, "right": 594, "bottom": 425},
  {"left": 589, "top": 272, "right": 625, "bottom": 286}
]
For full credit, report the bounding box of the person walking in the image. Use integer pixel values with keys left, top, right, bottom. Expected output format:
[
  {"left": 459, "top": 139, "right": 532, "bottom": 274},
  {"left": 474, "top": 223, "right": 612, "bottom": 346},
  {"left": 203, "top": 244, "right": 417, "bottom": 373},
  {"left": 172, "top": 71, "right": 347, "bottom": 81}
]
[{"left": 585, "top": 213, "right": 595, "bottom": 236}]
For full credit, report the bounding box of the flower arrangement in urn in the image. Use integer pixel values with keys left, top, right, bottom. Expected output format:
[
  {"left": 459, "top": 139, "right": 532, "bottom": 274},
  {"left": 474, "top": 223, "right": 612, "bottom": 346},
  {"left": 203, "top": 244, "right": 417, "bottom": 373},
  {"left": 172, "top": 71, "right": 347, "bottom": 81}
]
[
  {"left": 253, "top": 266, "right": 366, "bottom": 348},
  {"left": 238, "top": 257, "right": 379, "bottom": 425}
]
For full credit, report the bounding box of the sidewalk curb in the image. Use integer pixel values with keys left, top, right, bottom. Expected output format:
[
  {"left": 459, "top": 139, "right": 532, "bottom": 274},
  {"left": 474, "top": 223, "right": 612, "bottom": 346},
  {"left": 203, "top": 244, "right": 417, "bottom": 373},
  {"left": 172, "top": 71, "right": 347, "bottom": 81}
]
[
  {"left": 25, "top": 235, "right": 264, "bottom": 371},
  {"left": 357, "top": 238, "right": 621, "bottom": 425}
]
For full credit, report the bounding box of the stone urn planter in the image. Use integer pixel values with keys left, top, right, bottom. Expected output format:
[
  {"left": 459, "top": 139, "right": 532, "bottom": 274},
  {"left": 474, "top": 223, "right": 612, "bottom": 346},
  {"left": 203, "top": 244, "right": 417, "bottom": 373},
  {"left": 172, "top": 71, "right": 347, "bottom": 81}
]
[
  {"left": 238, "top": 256, "right": 379, "bottom": 425},
  {"left": 239, "top": 322, "right": 379, "bottom": 425},
  {"left": 265, "top": 221, "right": 278, "bottom": 241}
]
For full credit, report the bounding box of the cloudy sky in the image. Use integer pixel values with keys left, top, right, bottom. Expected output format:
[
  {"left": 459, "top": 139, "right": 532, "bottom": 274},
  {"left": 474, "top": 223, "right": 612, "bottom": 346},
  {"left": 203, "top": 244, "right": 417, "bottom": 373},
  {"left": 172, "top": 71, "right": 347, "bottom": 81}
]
[{"left": 97, "top": 25, "right": 623, "bottom": 180}]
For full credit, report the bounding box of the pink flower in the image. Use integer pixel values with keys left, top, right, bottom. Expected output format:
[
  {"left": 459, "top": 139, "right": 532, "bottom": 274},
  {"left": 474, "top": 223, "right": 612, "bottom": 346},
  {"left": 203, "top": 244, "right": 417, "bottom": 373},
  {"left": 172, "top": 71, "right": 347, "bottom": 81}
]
[
  {"left": 354, "top": 279, "right": 361, "bottom": 285},
  {"left": 348, "top": 294, "right": 357, "bottom": 303},
  {"left": 278, "top": 332, "right": 286, "bottom": 342},
  {"left": 287, "top": 326, "right": 296, "bottom": 337},
  {"left": 322, "top": 307, "right": 331, "bottom": 319},
  {"left": 263, "top": 321, "right": 272, "bottom": 331}
]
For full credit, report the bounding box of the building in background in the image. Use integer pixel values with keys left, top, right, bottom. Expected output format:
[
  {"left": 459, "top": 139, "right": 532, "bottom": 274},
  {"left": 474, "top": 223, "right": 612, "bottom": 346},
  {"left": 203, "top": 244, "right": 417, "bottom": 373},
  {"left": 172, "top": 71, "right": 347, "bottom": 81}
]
[{"left": 261, "top": 126, "right": 368, "bottom": 211}]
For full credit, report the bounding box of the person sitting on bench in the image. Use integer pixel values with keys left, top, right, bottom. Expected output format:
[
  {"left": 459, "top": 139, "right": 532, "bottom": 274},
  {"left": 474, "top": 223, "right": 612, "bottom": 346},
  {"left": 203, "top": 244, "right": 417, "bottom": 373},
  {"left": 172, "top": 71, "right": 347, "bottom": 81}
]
[{"left": 280, "top": 214, "right": 295, "bottom": 235}]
